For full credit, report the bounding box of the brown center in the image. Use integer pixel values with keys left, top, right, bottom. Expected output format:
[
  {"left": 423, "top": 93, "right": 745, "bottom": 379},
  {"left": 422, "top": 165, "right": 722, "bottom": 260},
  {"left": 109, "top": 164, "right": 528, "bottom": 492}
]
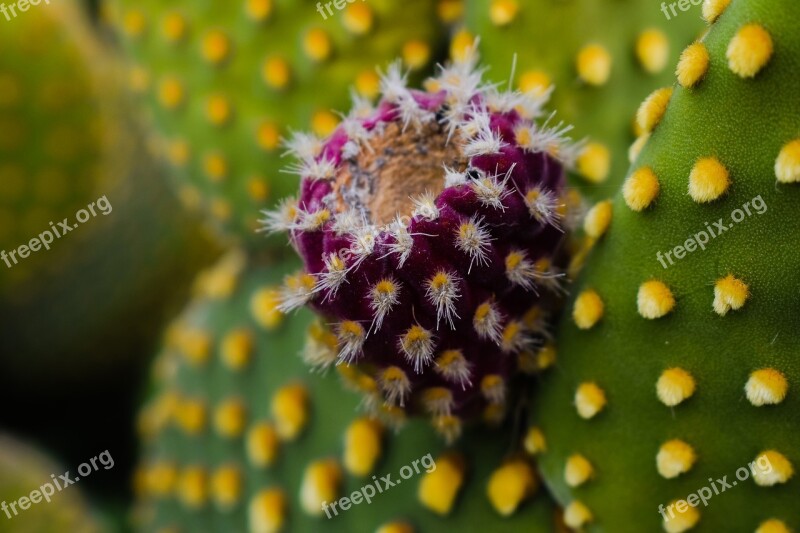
[{"left": 334, "top": 120, "right": 468, "bottom": 226}]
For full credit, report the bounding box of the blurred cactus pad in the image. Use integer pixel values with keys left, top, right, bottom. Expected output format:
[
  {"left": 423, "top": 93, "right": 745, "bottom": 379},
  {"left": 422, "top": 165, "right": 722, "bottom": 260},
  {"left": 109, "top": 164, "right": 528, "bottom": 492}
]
[
  {"left": 134, "top": 251, "right": 566, "bottom": 532},
  {"left": 534, "top": 0, "right": 800, "bottom": 530},
  {"left": 0, "top": 0, "right": 219, "bottom": 384},
  {"left": 462, "top": 0, "right": 705, "bottom": 198},
  {"left": 0, "top": 434, "right": 106, "bottom": 533},
  {"left": 106, "top": 0, "right": 446, "bottom": 246}
]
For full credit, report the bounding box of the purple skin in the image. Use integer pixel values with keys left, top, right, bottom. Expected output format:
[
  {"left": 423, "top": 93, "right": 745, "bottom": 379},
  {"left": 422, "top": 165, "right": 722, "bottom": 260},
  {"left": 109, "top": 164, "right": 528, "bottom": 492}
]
[{"left": 290, "top": 88, "right": 566, "bottom": 421}]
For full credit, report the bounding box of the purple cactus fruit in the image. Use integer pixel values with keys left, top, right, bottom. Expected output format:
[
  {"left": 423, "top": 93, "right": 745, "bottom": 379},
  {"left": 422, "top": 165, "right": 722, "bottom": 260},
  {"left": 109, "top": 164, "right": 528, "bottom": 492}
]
[{"left": 264, "top": 49, "right": 577, "bottom": 441}]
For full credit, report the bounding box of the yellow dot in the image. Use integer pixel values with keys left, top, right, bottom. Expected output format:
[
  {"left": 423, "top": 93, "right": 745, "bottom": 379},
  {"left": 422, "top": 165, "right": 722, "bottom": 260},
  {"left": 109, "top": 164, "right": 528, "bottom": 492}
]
[
  {"left": 450, "top": 29, "right": 475, "bottom": 62},
  {"left": 221, "top": 329, "right": 253, "bottom": 371},
  {"left": 248, "top": 177, "right": 270, "bottom": 202},
  {"left": 177, "top": 328, "right": 212, "bottom": 365},
  {"left": 575, "top": 382, "right": 606, "bottom": 420},
  {"left": 583, "top": 200, "right": 612, "bottom": 239},
  {"left": 713, "top": 274, "right": 749, "bottom": 316},
  {"left": 403, "top": 40, "right": 431, "bottom": 71},
  {"left": 518, "top": 70, "right": 551, "bottom": 98},
  {"left": 272, "top": 384, "right": 309, "bottom": 440},
  {"left": 355, "top": 70, "right": 380, "bottom": 99},
  {"left": 637, "top": 280, "right": 675, "bottom": 319},
  {"left": 662, "top": 500, "right": 700, "bottom": 533},
  {"left": 418, "top": 453, "right": 465, "bottom": 516},
  {"left": 486, "top": 459, "right": 536, "bottom": 516},
  {"left": 256, "top": 120, "right": 281, "bottom": 152},
  {"left": 250, "top": 288, "right": 283, "bottom": 329},
  {"left": 746, "top": 368, "right": 789, "bottom": 406},
  {"left": 202, "top": 30, "right": 232, "bottom": 65},
  {"left": 489, "top": 0, "right": 519, "bottom": 26},
  {"left": 245, "top": 0, "right": 273, "bottom": 22},
  {"left": 727, "top": 24, "right": 773, "bottom": 78},
  {"left": 523, "top": 427, "right": 546, "bottom": 455},
  {"left": 576, "top": 44, "right": 612, "bottom": 86},
  {"left": 437, "top": 0, "right": 463, "bottom": 23},
  {"left": 304, "top": 28, "right": 332, "bottom": 62},
  {"left": 247, "top": 422, "right": 281, "bottom": 468},
  {"left": 123, "top": 9, "right": 147, "bottom": 38},
  {"left": 753, "top": 451, "right": 794, "bottom": 486},
  {"left": 214, "top": 398, "right": 247, "bottom": 438},
  {"left": 203, "top": 153, "right": 228, "bottom": 183},
  {"left": 343, "top": 418, "right": 383, "bottom": 477},
  {"left": 210, "top": 465, "right": 242, "bottom": 510},
  {"left": 342, "top": 3, "right": 373, "bottom": 35},
  {"left": 162, "top": 12, "right": 188, "bottom": 43},
  {"left": 563, "top": 501, "right": 592, "bottom": 528},
  {"left": 262, "top": 57, "right": 291, "bottom": 90},
  {"left": 376, "top": 523, "right": 414, "bottom": 533},
  {"left": 205, "top": 94, "right": 233, "bottom": 126},
  {"left": 300, "top": 459, "right": 342, "bottom": 516},
  {"left": 756, "top": 519, "right": 792, "bottom": 533},
  {"left": 677, "top": 42, "right": 710, "bottom": 88},
  {"left": 311, "top": 110, "right": 339, "bottom": 137},
  {"left": 623, "top": 166, "right": 660, "bottom": 211},
  {"left": 176, "top": 398, "right": 207, "bottom": 435},
  {"left": 573, "top": 289, "right": 604, "bottom": 330},
  {"left": 629, "top": 133, "right": 650, "bottom": 163},
  {"left": 576, "top": 142, "right": 611, "bottom": 183},
  {"left": 775, "top": 139, "right": 800, "bottom": 183},
  {"left": 564, "top": 454, "right": 593, "bottom": 487},
  {"left": 637, "top": 87, "right": 673, "bottom": 133},
  {"left": 167, "top": 139, "right": 190, "bottom": 167},
  {"left": 144, "top": 462, "right": 179, "bottom": 497},
  {"left": 178, "top": 467, "right": 208, "bottom": 509},
  {"left": 689, "top": 156, "right": 730, "bottom": 203},
  {"left": 657, "top": 368, "right": 696, "bottom": 407},
  {"left": 248, "top": 488, "right": 286, "bottom": 533},
  {"left": 702, "top": 0, "right": 731, "bottom": 23},
  {"left": 657, "top": 439, "right": 697, "bottom": 479},
  {"left": 636, "top": 29, "right": 669, "bottom": 74},
  {"left": 158, "top": 76, "right": 185, "bottom": 110}
]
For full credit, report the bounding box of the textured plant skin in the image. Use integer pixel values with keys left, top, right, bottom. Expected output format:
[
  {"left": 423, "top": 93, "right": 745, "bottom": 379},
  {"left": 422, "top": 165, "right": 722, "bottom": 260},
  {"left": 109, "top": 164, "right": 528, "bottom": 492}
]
[
  {"left": 134, "top": 252, "right": 564, "bottom": 532},
  {"left": 0, "top": 0, "right": 219, "bottom": 385},
  {"left": 462, "top": 0, "right": 705, "bottom": 199},
  {"left": 266, "top": 53, "right": 575, "bottom": 438},
  {"left": 533, "top": 1, "right": 800, "bottom": 530},
  {"left": 106, "top": 0, "right": 443, "bottom": 247},
  {"left": 0, "top": 435, "right": 106, "bottom": 533}
]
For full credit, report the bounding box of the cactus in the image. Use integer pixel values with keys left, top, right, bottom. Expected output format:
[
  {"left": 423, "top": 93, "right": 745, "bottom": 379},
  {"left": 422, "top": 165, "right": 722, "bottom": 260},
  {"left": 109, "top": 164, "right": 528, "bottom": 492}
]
[
  {"left": 135, "top": 251, "right": 564, "bottom": 532},
  {"left": 106, "top": 0, "right": 444, "bottom": 246},
  {"left": 264, "top": 50, "right": 577, "bottom": 436},
  {"left": 0, "top": 434, "right": 107, "bottom": 533},
  {"left": 533, "top": 0, "right": 799, "bottom": 530},
  {"left": 0, "top": 0, "right": 219, "bottom": 385},
  {"left": 461, "top": 0, "right": 705, "bottom": 198}
]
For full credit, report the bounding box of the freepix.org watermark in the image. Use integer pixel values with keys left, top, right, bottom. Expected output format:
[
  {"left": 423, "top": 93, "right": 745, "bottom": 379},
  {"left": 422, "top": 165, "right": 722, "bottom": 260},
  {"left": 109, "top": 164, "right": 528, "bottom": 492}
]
[
  {"left": 660, "top": 0, "right": 702, "bottom": 21},
  {"left": 316, "top": 0, "right": 366, "bottom": 21},
  {"left": 1, "top": 195, "right": 112, "bottom": 269},
  {"left": 322, "top": 453, "right": 436, "bottom": 518},
  {"left": 656, "top": 195, "right": 766, "bottom": 270},
  {"left": 1, "top": 450, "right": 114, "bottom": 521},
  {"left": 0, "top": 0, "right": 50, "bottom": 22},
  {"left": 658, "top": 453, "right": 773, "bottom": 525}
]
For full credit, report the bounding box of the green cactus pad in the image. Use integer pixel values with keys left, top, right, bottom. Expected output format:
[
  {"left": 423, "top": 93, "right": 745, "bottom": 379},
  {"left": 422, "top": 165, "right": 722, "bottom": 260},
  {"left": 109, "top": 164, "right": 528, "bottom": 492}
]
[
  {"left": 107, "top": 0, "right": 443, "bottom": 247},
  {"left": 135, "top": 251, "right": 563, "bottom": 532},
  {"left": 462, "top": 0, "right": 705, "bottom": 199},
  {"left": 534, "top": 0, "right": 799, "bottom": 530},
  {"left": 0, "top": 435, "right": 107, "bottom": 533},
  {"left": 0, "top": 0, "right": 219, "bottom": 384}
]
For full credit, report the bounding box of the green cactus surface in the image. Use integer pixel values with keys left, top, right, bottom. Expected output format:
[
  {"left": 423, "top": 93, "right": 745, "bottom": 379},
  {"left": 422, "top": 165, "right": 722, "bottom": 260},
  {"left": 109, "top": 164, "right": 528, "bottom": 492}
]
[
  {"left": 534, "top": 0, "right": 799, "bottom": 530},
  {"left": 0, "top": 435, "right": 107, "bottom": 533},
  {"left": 108, "top": 0, "right": 444, "bottom": 247},
  {"left": 462, "top": 0, "right": 705, "bottom": 199},
  {"left": 135, "top": 251, "right": 565, "bottom": 532}
]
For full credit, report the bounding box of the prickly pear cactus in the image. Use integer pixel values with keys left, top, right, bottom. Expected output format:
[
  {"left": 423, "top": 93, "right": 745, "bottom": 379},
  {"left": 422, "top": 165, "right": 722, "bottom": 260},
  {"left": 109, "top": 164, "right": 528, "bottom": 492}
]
[
  {"left": 0, "top": 0, "right": 218, "bottom": 384},
  {"left": 263, "top": 51, "right": 576, "bottom": 436},
  {"left": 134, "top": 251, "right": 564, "bottom": 532},
  {"left": 0, "top": 435, "right": 106, "bottom": 533},
  {"left": 462, "top": 0, "right": 706, "bottom": 198},
  {"left": 534, "top": 1, "right": 799, "bottom": 530},
  {"left": 106, "top": 0, "right": 443, "bottom": 246}
]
